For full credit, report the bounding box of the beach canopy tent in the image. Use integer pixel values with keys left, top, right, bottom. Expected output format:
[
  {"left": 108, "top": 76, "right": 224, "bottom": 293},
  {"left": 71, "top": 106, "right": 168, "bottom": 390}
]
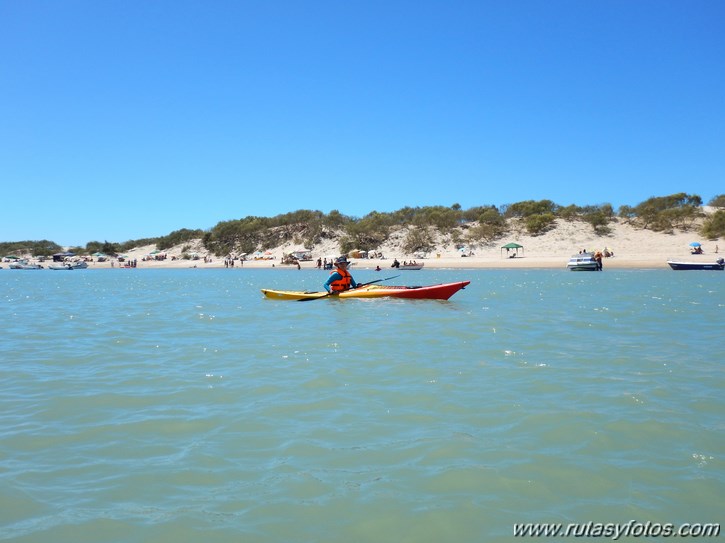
[
  {"left": 53, "top": 252, "right": 76, "bottom": 262},
  {"left": 501, "top": 243, "right": 524, "bottom": 257},
  {"left": 4, "top": 255, "right": 20, "bottom": 260}
]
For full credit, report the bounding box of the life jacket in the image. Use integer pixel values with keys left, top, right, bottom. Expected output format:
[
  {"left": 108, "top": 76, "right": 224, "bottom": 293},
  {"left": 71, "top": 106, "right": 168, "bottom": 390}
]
[{"left": 329, "top": 267, "right": 352, "bottom": 292}]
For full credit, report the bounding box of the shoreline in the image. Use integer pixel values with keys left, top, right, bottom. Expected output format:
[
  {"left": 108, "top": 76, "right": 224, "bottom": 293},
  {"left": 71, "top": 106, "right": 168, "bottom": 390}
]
[
  {"left": 4, "top": 216, "right": 721, "bottom": 272},
  {"left": 29, "top": 253, "right": 716, "bottom": 271}
]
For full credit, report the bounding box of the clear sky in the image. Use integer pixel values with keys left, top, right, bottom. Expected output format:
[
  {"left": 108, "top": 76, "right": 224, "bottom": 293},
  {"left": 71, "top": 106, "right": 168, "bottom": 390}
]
[{"left": 2, "top": 0, "right": 723, "bottom": 247}]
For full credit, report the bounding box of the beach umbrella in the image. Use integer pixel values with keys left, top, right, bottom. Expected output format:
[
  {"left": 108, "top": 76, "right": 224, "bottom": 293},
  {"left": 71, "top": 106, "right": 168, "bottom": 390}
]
[
  {"left": 689, "top": 242, "right": 701, "bottom": 247},
  {"left": 4, "top": 255, "right": 20, "bottom": 260}
]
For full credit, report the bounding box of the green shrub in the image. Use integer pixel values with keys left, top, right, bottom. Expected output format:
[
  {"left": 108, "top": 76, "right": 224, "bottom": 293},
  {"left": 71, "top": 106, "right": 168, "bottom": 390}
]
[
  {"left": 701, "top": 210, "right": 725, "bottom": 239},
  {"left": 467, "top": 208, "right": 507, "bottom": 242},
  {"left": 402, "top": 226, "right": 435, "bottom": 254},
  {"left": 631, "top": 193, "right": 702, "bottom": 231},
  {"left": 524, "top": 213, "right": 556, "bottom": 236},
  {"left": 0, "top": 240, "right": 63, "bottom": 257}
]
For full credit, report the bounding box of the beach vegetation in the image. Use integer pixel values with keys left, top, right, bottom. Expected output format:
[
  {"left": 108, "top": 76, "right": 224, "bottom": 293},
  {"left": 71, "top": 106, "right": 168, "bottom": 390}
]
[
  {"left": 202, "top": 210, "right": 343, "bottom": 255},
  {"left": 6, "top": 194, "right": 722, "bottom": 257},
  {"left": 708, "top": 194, "right": 725, "bottom": 208},
  {"left": 119, "top": 238, "right": 159, "bottom": 252},
  {"left": 581, "top": 204, "right": 614, "bottom": 235},
  {"left": 323, "top": 209, "right": 353, "bottom": 229},
  {"left": 617, "top": 205, "right": 636, "bottom": 221},
  {"left": 156, "top": 229, "right": 205, "bottom": 251},
  {"left": 411, "top": 205, "right": 460, "bottom": 232},
  {"left": 339, "top": 212, "right": 392, "bottom": 254},
  {"left": 402, "top": 226, "right": 436, "bottom": 254},
  {"left": 555, "top": 203, "right": 614, "bottom": 235},
  {"left": 557, "top": 204, "right": 580, "bottom": 221},
  {"left": 700, "top": 210, "right": 725, "bottom": 240},
  {"left": 85, "top": 240, "right": 120, "bottom": 256},
  {"left": 524, "top": 213, "right": 557, "bottom": 236},
  {"left": 626, "top": 193, "right": 703, "bottom": 232},
  {"left": 461, "top": 205, "right": 497, "bottom": 222},
  {"left": 503, "top": 199, "right": 559, "bottom": 218},
  {"left": 85, "top": 237, "right": 169, "bottom": 255},
  {"left": 467, "top": 207, "right": 508, "bottom": 242},
  {"left": 502, "top": 200, "right": 559, "bottom": 235},
  {"left": 0, "top": 240, "right": 62, "bottom": 257}
]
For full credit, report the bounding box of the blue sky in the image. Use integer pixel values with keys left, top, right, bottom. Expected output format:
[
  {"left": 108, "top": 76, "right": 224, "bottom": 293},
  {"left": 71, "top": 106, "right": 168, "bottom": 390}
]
[{"left": 2, "top": 0, "right": 723, "bottom": 247}]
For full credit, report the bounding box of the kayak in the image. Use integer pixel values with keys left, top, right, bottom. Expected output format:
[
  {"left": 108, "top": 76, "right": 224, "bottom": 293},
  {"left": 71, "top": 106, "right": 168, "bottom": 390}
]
[{"left": 261, "top": 281, "right": 470, "bottom": 301}]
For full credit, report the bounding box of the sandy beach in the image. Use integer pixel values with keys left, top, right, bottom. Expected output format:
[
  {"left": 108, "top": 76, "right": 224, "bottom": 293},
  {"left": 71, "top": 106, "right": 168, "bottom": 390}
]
[{"left": 28, "top": 216, "right": 720, "bottom": 272}]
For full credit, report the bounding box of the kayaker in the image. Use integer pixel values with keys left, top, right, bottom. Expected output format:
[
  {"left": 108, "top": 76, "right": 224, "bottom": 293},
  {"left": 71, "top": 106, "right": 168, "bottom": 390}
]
[{"left": 324, "top": 256, "right": 359, "bottom": 294}]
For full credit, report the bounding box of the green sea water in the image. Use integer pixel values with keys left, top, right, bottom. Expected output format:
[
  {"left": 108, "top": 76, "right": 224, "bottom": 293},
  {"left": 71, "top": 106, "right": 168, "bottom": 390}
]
[{"left": 1, "top": 268, "right": 722, "bottom": 542}]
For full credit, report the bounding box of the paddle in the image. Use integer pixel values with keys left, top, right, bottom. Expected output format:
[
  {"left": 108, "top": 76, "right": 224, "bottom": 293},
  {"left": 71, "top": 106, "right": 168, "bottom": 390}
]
[
  {"left": 355, "top": 274, "right": 401, "bottom": 288},
  {"left": 299, "top": 274, "right": 401, "bottom": 301}
]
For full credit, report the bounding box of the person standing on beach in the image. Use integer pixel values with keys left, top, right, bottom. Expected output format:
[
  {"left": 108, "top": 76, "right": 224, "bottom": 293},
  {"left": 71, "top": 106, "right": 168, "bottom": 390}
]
[{"left": 324, "top": 256, "right": 359, "bottom": 294}]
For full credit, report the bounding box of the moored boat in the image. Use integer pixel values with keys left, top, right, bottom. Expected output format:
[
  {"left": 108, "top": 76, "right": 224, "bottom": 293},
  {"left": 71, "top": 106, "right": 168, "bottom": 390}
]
[
  {"left": 9, "top": 259, "right": 44, "bottom": 270},
  {"left": 48, "top": 261, "right": 89, "bottom": 270},
  {"left": 566, "top": 253, "right": 600, "bottom": 271},
  {"left": 667, "top": 258, "right": 724, "bottom": 271},
  {"left": 262, "top": 281, "right": 470, "bottom": 301},
  {"left": 391, "top": 260, "right": 424, "bottom": 270}
]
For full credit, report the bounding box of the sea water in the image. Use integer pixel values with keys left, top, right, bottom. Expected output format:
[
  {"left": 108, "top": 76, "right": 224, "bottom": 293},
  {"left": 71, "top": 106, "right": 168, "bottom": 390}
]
[{"left": 1, "top": 268, "right": 722, "bottom": 542}]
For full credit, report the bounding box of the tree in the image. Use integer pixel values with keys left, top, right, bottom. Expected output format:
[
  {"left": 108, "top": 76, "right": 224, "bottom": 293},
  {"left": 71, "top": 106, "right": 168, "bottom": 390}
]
[
  {"left": 504, "top": 199, "right": 559, "bottom": 218},
  {"left": 708, "top": 194, "right": 725, "bottom": 208},
  {"left": 323, "top": 209, "right": 351, "bottom": 229}
]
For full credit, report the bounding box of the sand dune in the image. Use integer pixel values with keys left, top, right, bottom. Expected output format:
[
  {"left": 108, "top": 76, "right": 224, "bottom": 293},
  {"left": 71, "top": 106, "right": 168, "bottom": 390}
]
[{"left": 70, "top": 216, "right": 722, "bottom": 270}]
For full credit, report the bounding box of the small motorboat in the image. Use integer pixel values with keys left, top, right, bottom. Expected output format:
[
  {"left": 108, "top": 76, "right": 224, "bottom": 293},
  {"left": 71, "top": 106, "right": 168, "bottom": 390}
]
[
  {"left": 566, "top": 253, "right": 600, "bottom": 271},
  {"left": 9, "top": 259, "right": 44, "bottom": 270},
  {"left": 48, "top": 261, "right": 89, "bottom": 270},
  {"left": 667, "top": 258, "right": 724, "bottom": 271},
  {"left": 391, "top": 260, "right": 424, "bottom": 270}
]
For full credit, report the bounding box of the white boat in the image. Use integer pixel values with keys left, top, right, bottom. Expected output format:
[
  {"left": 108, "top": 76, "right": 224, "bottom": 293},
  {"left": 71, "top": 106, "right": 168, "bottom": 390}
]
[
  {"left": 9, "top": 259, "right": 44, "bottom": 270},
  {"left": 48, "top": 261, "right": 89, "bottom": 270},
  {"left": 391, "top": 260, "right": 424, "bottom": 270},
  {"left": 566, "top": 253, "right": 600, "bottom": 271}
]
